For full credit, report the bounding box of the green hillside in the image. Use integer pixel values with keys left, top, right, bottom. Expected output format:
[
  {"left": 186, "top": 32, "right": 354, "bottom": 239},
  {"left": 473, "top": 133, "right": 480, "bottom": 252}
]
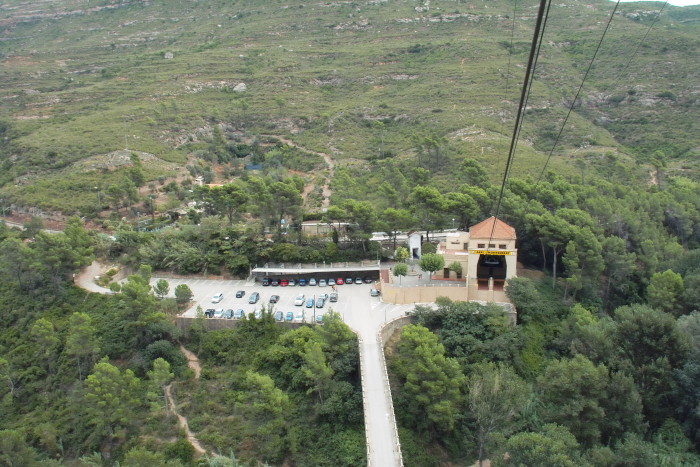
[{"left": 1, "top": 0, "right": 699, "bottom": 215}]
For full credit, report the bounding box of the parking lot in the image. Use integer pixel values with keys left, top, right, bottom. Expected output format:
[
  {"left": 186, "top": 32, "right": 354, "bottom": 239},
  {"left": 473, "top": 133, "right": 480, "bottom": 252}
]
[
  {"left": 155, "top": 275, "right": 413, "bottom": 328},
  {"left": 154, "top": 272, "right": 421, "bottom": 467}
]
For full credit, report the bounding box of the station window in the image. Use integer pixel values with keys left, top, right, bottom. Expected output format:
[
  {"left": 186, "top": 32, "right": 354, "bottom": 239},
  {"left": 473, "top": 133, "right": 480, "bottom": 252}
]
[
  {"left": 488, "top": 243, "right": 495, "bottom": 248},
  {"left": 477, "top": 243, "right": 485, "bottom": 248},
  {"left": 499, "top": 244, "right": 506, "bottom": 249}
]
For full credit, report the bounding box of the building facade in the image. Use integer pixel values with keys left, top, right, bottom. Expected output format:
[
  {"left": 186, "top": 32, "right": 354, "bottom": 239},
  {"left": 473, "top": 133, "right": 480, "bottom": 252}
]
[{"left": 437, "top": 216, "right": 518, "bottom": 301}]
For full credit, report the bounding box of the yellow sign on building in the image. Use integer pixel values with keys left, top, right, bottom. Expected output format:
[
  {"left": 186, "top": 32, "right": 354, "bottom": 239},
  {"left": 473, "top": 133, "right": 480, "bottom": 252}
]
[{"left": 470, "top": 250, "right": 514, "bottom": 256}]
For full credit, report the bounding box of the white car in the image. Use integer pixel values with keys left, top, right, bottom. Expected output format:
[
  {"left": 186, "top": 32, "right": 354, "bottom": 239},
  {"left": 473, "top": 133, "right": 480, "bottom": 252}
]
[
  {"left": 212, "top": 292, "right": 224, "bottom": 303},
  {"left": 295, "top": 311, "right": 304, "bottom": 322},
  {"left": 294, "top": 294, "right": 305, "bottom": 306}
]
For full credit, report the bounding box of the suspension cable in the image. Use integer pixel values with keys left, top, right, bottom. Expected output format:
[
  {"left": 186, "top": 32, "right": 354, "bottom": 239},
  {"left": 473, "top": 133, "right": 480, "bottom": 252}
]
[
  {"left": 536, "top": 0, "right": 622, "bottom": 183},
  {"left": 493, "top": 1, "right": 520, "bottom": 184},
  {"left": 487, "top": 0, "right": 551, "bottom": 247},
  {"left": 612, "top": 2, "right": 668, "bottom": 93}
]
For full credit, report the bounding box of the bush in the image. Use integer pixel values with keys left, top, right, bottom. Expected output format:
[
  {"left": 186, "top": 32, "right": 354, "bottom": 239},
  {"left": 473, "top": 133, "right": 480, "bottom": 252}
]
[{"left": 164, "top": 438, "right": 195, "bottom": 464}]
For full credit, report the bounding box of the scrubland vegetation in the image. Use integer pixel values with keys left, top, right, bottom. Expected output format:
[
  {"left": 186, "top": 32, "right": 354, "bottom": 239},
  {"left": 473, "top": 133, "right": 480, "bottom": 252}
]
[{"left": 1, "top": 0, "right": 700, "bottom": 465}]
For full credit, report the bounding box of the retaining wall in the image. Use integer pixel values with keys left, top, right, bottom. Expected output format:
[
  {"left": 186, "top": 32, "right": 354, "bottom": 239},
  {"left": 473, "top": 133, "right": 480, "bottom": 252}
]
[{"left": 380, "top": 283, "right": 510, "bottom": 305}]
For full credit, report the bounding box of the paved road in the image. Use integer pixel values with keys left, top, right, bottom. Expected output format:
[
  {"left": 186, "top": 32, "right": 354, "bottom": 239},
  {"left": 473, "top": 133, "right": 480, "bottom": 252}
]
[
  {"left": 350, "top": 302, "right": 413, "bottom": 467},
  {"left": 159, "top": 275, "right": 414, "bottom": 466}
]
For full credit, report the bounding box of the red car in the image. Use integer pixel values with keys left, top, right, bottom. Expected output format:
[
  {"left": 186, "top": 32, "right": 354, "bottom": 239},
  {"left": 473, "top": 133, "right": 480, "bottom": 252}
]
[
  {"left": 280, "top": 279, "right": 289, "bottom": 286},
  {"left": 336, "top": 278, "right": 344, "bottom": 285}
]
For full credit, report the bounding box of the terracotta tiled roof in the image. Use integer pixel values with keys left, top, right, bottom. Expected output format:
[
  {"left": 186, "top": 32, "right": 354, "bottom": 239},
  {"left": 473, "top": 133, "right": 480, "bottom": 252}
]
[{"left": 469, "top": 216, "right": 516, "bottom": 239}]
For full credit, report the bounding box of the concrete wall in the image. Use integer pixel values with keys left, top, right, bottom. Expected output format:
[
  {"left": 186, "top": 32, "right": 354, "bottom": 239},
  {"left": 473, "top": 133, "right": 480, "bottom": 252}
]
[
  {"left": 379, "top": 316, "right": 415, "bottom": 346},
  {"left": 380, "top": 282, "right": 509, "bottom": 305},
  {"left": 466, "top": 283, "right": 510, "bottom": 303},
  {"left": 380, "top": 283, "right": 469, "bottom": 305}
]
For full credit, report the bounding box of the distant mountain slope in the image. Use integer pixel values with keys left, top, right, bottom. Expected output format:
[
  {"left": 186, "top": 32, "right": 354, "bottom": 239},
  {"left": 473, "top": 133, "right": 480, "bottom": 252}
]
[{"left": 1, "top": 0, "right": 698, "bottom": 213}]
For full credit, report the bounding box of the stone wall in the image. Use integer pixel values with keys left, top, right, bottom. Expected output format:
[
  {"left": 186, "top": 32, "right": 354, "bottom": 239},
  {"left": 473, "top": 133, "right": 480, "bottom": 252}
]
[
  {"left": 380, "top": 282, "right": 510, "bottom": 305},
  {"left": 380, "top": 283, "right": 469, "bottom": 304},
  {"left": 379, "top": 315, "right": 415, "bottom": 346}
]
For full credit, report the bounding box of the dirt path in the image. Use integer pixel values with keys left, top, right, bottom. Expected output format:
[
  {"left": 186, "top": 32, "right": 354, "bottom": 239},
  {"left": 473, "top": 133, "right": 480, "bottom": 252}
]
[
  {"left": 164, "top": 383, "right": 208, "bottom": 456},
  {"left": 262, "top": 135, "right": 335, "bottom": 209},
  {"left": 74, "top": 261, "right": 211, "bottom": 456},
  {"left": 180, "top": 345, "right": 201, "bottom": 379},
  {"left": 162, "top": 346, "right": 209, "bottom": 455}
]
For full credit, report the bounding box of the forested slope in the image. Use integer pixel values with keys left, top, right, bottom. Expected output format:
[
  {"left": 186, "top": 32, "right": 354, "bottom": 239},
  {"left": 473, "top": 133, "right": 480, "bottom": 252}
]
[
  {"left": 0, "top": 0, "right": 699, "bottom": 214},
  {"left": 1, "top": 0, "right": 700, "bottom": 465},
  {"left": 0, "top": 220, "right": 364, "bottom": 465}
]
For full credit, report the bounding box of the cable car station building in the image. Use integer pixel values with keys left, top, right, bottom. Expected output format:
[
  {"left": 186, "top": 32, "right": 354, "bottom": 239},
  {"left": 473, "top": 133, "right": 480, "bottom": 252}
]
[
  {"left": 381, "top": 217, "right": 517, "bottom": 306},
  {"left": 451, "top": 216, "right": 517, "bottom": 297}
]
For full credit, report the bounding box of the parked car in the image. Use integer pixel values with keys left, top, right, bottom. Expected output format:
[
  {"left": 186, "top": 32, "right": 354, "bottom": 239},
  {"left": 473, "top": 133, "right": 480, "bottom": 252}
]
[
  {"left": 274, "top": 310, "right": 284, "bottom": 322},
  {"left": 370, "top": 288, "right": 380, "bottom": 297},
  {"left": 328, "top": 278, "right": 336, "bottom": 286},
  {"left": 329, "top": 292, "right": 338, "bottom": 302},
  {"left": 269, "top": 295, "right": 280, "bottom": 303},
  {"left": 271, "top": 279, "right": 280, "bottom": 286},
  {"left": 295, "top": 311, "right": 304, "bottom": 322},
  {"left": 280, "top": 279, "right": 289, "bottom": 286},
  {"left": 249, "top": 292, "right": 260, "bottom": 304},
  {"left": 254, "top": 309, "right": 262, "bottom": 319},
  {"left": 204, "top": 308, "right": 215, "bottom": 318},
  {"left": 309, "top": 278, "right": 317, "bottom": 286},
  {"left": 213, "top": 308, "right": 225, "bottom": 318},
  {"left": 318, "top": 279, "right": 327, "bottom": 287},
  {"left": 345, "top": 277, "right": 354, "bottom": 284},
  {"left": 234, "top": 309, "right": 244, "bottom": 319},
  {"left": 355, "top": 277, "right": 364, "bottom": 285},
  {"left": 235, "top": 290, "right": 245, "bottom": 298},
  {"left": 318, "top": 293, "right": 328, "bottom": 300},
  {"left": 336, "top": 278, "right": 344, "bottom": 285},
  {"left": 315, "top": 314, "right": 324, "bottom": 324},
  {"left": 225, "top": 309, "right": 234, "bottom": 319},
  {"left": 316, "top": 297, "right": 325, "bottom": 308},
  {"left": 364, "top": 277, "right": 374, "bottom": 284},
  {"left": 305, "top": 298, "right": 315, "bottom": 308},
  {"left": 294, "top": 294, "right": 306, "bottom": 306},
  {"left": 261, "top": 278, "right": 271, "bottom": 286},
  {"left": 211, "top": 292, "right": 224, "bottom": 303},
  {"left": 285, "top": 311, "right": 294, "bottom": 322},
  {"left": 298, "top": 279, "right": 307, "bottom": 286},
  {"left": 288, "top": 279, "right": 296, "bottom": 286}
]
